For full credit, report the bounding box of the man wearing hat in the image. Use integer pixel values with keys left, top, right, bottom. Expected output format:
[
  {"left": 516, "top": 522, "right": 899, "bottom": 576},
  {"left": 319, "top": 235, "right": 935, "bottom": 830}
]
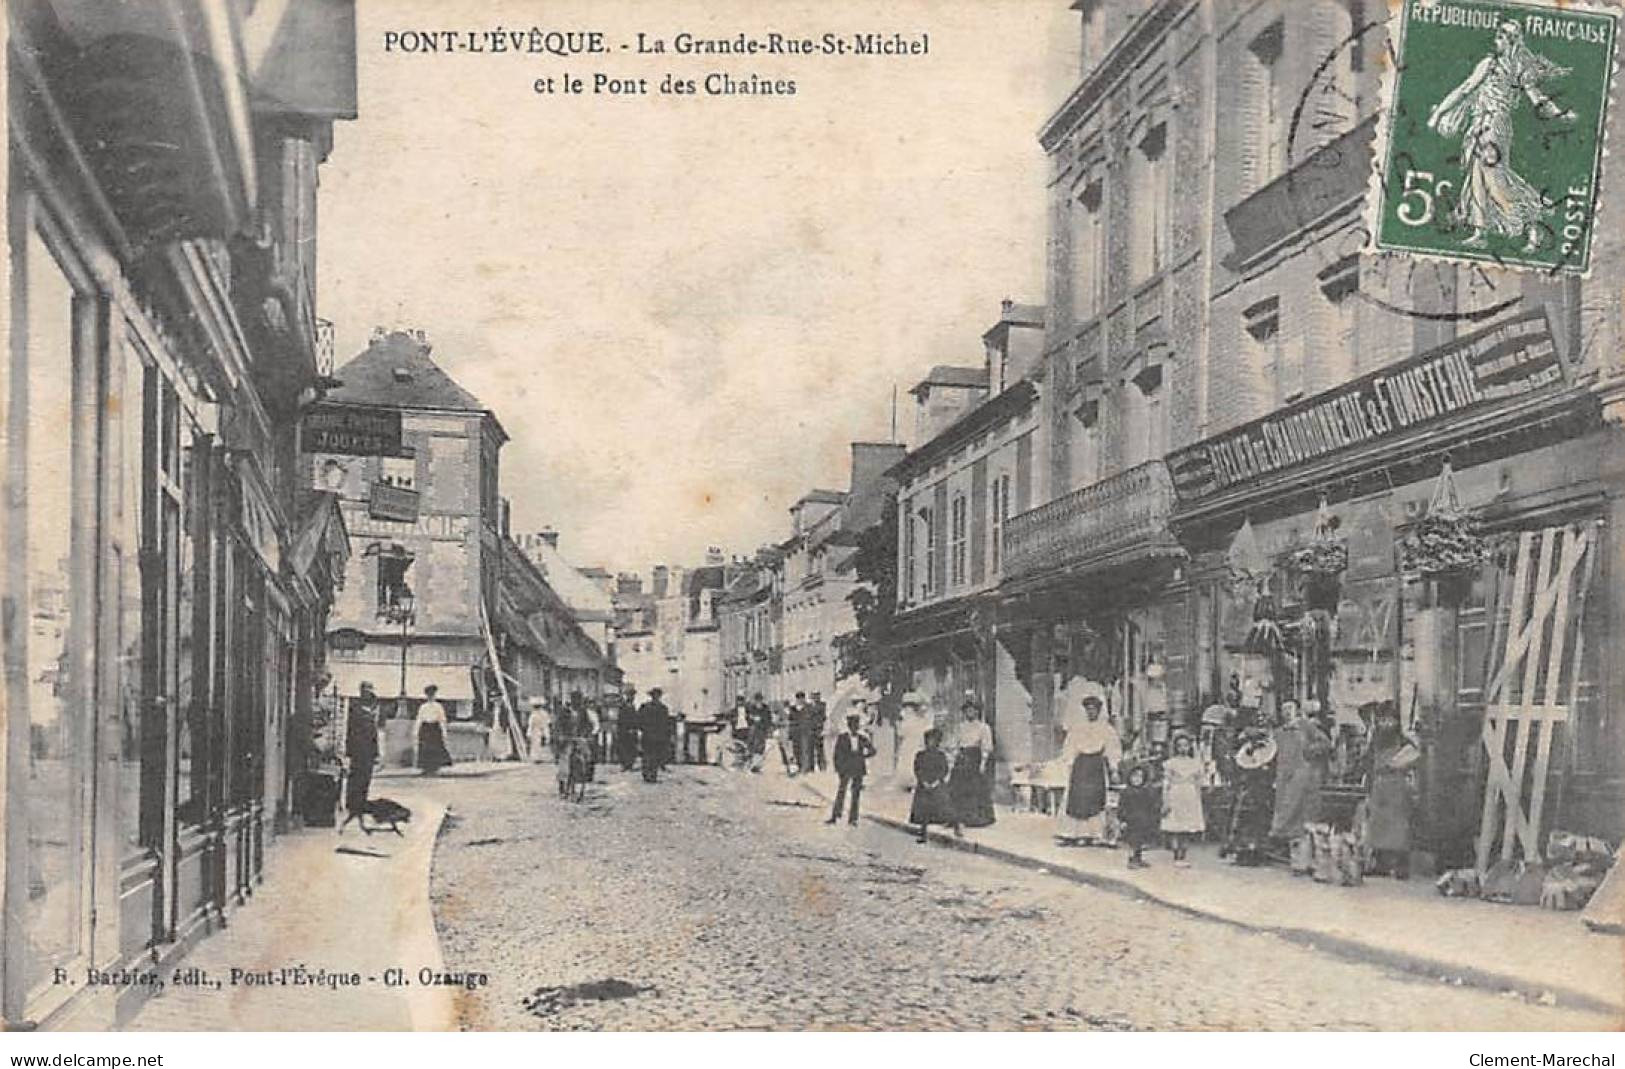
[
  {"left": 636, "top": 687, "right": 672, "bottom": 783},
  {"left": 826, "top": 703, "right": 877, "bottom": 826}
]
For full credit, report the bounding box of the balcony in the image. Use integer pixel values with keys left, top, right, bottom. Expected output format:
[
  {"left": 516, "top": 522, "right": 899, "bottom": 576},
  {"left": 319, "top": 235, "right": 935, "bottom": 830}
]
[{"left": 1003, "top": 459, "right": 1180, "bottom": 581}]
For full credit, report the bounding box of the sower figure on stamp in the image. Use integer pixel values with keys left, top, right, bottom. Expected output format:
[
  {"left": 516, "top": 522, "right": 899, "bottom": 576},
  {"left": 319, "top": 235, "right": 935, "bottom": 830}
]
[
  {"left": 826, "top": 708, "right": 876, "bottom": 826},
  {"left": 1427, "top": 19, "right": 1576, "bottom": 252}
]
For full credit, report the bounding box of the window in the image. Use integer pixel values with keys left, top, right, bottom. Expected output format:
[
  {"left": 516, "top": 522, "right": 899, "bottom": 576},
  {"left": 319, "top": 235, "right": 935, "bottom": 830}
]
[
  {"left": 116, "top": 338, "right": 145, "bottom": 848},
  {"left": 950, "top": 494, "right": 968, "bottom": 587},
  {"left": 920, "top": 505, "right": 936, "bottom": 598},
  {"left": 1124, "top": 364, "right": 1168, "bottom": 469},
  {"left": 1071, "top": 397, "right": 1102, "bottom": 488},
  {"left": 901, "top": 498, "right": 917, "bottom": 604},
  {"left": 377, "top": 552, "right": 412, "bottom": 612},
  {"left": 1072, "top": 178, "right": 1106, "bottom": 323},
  {"left": 1130, "top": 122, "right": 1169, "bottom": 282},
  {"left": 990, "top": 473, "right": 1012, "bottom": 574},
  {"left": 18, "top": 223, "right": 89, "bottom": 991},
  {"left": 379, "top": 455, "right": 415, "bottom": 489},
  {"left": 1246, "top": 20, "right": 1286, "bottom": 193}
]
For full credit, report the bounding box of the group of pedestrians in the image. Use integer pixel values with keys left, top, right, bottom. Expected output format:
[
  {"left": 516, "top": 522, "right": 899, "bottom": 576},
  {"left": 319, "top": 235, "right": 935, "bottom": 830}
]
[
  {"left": 525, "top": 686, "right": 683, "bottom": 786},
  {"left": 899, "top": 692, "right": 997, "bottom": 843}
]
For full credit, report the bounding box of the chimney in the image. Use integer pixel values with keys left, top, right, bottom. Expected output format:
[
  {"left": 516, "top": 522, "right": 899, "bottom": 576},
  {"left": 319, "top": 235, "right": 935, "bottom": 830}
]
[
  {"left": 651, "top": 565, "right": 670, "bottom": 598},
  {"left": 705, "top": 545, "right": 724, "bottom": 566},
  {"left": 500, "top": 497, "right": 511, "bottom": 538},
  {"left": 847, "top": 442, "right": 908, "bottom": 530},
  {"left": 617, "top": 573, "right": 643, "bottom": 596},
  {"left": 851, "top": 442, "right": 907, "bottom": 496},
  {"left": 537, "top": 526, "right": 559, "bottom": 549}
]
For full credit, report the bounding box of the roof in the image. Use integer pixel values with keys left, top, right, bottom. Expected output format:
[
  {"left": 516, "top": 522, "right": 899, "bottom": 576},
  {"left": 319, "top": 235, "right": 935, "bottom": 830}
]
[
  {"left": 909, "top": 365, "right": 987, "bottom": 398},
  {"left": 887, "top": 380, "right": 1040, "bottom": 482},
  {"left": 521, "top": 536, "right": 615, "bottom": 618},
  {"left": 684, "top": 565, "right": 728, "bottom": 595},
  {"left": 982, "top": 302, "right": 1045, "bottom": 340},
  {"left": 327, "top": 331, "right": 507, "bottom": 441},
  {"left": 795, "top": 488, "right": 847, "bottom": 508}
]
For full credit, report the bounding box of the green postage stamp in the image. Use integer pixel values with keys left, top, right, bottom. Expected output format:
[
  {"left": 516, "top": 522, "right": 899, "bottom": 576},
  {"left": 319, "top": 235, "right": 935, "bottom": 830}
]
[{"left": 1371, "top": 0, "right": 1620, "bottom": 274}]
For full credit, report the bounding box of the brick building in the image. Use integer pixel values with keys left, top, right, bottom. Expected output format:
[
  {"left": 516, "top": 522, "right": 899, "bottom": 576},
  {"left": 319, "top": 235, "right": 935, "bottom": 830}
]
[{"left": 979, "top": 0, "right": 1625, "bottom": 870}]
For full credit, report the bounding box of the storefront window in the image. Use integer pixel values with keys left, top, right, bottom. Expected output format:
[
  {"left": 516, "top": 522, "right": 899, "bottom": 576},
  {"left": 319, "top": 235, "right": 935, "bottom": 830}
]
[
  {"left": 20, "top": 224, "right": 87, "bottom": 994},
  {"left": 118, "top": 338, "right": 145, "bottom": 850},
  {"left": 175, "top": 422, "right": 201, "bottom": 824}
]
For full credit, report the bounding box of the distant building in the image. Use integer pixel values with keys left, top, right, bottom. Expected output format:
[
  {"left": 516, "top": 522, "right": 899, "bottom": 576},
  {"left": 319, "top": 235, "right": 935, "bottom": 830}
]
[
  {"left": 315, "top": 330, "right": 515, "bottom": 759},
  {"left": 891, "top": 301, "right": 1045, "bottom": 774},
  {"left": 776, "top": 442, "right": 906, "bottom": 706},
  {"left": 518, "top": 527, "right": 619, "bottom": 669}
]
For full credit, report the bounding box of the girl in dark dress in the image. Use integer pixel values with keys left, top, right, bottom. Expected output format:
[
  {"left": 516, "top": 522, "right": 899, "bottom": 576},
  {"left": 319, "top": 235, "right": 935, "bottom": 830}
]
[
  {"left": 909, "top": 729, "right": 957, "bottom": 843},
  {"left": 1117, "top": 764, "right": 1161, "bottom": 869}
]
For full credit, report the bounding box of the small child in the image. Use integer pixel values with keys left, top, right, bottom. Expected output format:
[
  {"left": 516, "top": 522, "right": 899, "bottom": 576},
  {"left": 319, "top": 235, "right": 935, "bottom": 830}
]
[
  {"left": 1161, "top": 733, "right": 1206, "bottom": 867},
  {"left": 1117, "top": 763, "right": 1161, "bottom": 869}
]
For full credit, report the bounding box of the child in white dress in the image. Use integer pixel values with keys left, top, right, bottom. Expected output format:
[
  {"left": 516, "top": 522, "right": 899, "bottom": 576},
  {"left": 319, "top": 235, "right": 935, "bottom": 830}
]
[{"left": 1161, "top": 733, "right": 1206, "bottom": 867}]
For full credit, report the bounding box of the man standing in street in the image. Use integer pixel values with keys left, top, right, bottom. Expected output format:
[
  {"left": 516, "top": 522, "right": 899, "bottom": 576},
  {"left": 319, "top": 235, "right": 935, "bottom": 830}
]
[
  {"left": 616, "top": 688, "right": 639, "bottom": 772},
  {"left": 788, "top": 691, "right": 809, "bottom": 775},
  {"left": 342, "top": 682, "right": 381, "bottom": 831},
  {"left": 825, "top": 708, "right": 876, "bottom": 826},
  {"left": 746, "top": 692, "right": 772, "bottom": 773},
  {"left": 637, "top": 687, "right": 671, "bottom": 783},
  {"left": 808, "top": 691, "right": 828, "bottom": 772}
]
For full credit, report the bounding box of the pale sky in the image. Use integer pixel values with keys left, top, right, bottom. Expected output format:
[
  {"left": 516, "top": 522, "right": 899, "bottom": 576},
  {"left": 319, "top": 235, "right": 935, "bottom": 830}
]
[{"left": 318, "top": 0, "right": 1077, "bottom": 575}]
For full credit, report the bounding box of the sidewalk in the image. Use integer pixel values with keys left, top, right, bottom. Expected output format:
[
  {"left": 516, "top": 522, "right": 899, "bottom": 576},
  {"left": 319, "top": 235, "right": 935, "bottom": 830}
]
[
  {"left": 795, "top": 768, "right": 1625, "bottom": 1016},
  {"left": 124, "top": 784, "right": 455, "bottom": 1031}
]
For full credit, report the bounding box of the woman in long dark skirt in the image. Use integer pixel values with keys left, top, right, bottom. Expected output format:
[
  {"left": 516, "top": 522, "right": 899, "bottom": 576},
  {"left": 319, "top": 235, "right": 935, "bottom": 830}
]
[
  {"left": 949, "top": 699, "right": 996, "bottom": 829},
  {"left": 414, "top": 685, "right": 453, "bottom": 775},
  {"left": 910, "top": 729, "right": 957, "bottom": 842},
  {"left": 1055, "top": 695, "right": 1121, "bottom": 843}
]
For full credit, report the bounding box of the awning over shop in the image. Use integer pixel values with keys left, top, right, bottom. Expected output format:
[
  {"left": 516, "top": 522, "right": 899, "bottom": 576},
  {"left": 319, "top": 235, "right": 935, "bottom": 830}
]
[
  {"left": 551, "top": 634, "right": 603, "bottom": 672},
  {"left": 290, "top": 492, "right": 350, "bottom": 591},
  {"left": 326, "top": 660, "right": 475, "bottom": 700},
  {"left": 494, "top": 601, "right": 546, "bottom": 654}
]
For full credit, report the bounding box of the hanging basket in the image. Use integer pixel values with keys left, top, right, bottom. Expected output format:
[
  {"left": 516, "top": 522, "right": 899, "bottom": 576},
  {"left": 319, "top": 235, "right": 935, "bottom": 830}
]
[
  {"left": 1401, "top": 462, "right": 1489, "bottom": 576},
  {"left": 1288, "top": 498, "right": 1349, "bottom": 578},
  {"left": 1288, "top": 539, "right": 1349, "bottom": 577},
  {"left": 1400, "top": 511, "right": 1489, "bottom": 576}
]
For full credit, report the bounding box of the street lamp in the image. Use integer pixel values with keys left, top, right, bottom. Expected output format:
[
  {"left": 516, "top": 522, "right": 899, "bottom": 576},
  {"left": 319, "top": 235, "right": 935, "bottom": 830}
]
[{"left": 379, "top": 583, "right": 416, "bottom": 713}]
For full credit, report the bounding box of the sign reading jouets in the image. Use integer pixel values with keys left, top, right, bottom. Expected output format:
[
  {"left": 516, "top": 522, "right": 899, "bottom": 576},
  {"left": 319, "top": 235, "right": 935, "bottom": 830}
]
[
  {"left": 302, "top": 403, "right": 403, "bottom": 456},
  {"left": 1167, "top": 310, "right": 1565, "bottom": 502}
]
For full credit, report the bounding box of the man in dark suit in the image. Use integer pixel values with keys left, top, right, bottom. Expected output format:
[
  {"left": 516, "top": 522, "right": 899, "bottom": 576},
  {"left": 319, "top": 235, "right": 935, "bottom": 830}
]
[
  {"left": 637, "top": 688, "right": 672, "bottom": 783},
  {"left": 825, "top": 709, "right": 876, "bottom": 826}
]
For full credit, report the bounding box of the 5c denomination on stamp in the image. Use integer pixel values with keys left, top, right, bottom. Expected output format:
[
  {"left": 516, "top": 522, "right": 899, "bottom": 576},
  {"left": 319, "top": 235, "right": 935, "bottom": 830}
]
[{"left": 1370, "top": 0, "right": 1619, "bottom": 275}]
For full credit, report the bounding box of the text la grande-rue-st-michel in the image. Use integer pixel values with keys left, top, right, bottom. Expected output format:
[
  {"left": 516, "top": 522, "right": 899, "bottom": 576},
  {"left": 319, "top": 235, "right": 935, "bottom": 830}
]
[{"left": 381, "top": 28, "right": 929, "bottom": 60}]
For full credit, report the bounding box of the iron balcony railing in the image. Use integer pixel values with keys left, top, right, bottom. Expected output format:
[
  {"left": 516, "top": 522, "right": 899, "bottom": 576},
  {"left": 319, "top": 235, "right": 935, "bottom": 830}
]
[{"left": 1003, "top": 459, "right": 1177, "bottom": 579}]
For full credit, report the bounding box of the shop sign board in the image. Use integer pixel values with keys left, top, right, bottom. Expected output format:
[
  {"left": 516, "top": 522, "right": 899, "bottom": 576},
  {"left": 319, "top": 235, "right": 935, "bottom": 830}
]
[
  {"left": 302, "top": 403, "right": 402, "bottom": 456},
  {"left": 369, "top": 482, "right": 421, "bottom": 524},
  {"left": 1167, "top": 310, "right": 1565, "bottom": 503}
]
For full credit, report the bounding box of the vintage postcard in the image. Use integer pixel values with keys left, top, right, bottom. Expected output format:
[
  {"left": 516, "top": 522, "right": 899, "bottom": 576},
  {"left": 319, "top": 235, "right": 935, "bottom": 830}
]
[{"left": 3, "top": 0, "right": 1625, "bottom": 1042}]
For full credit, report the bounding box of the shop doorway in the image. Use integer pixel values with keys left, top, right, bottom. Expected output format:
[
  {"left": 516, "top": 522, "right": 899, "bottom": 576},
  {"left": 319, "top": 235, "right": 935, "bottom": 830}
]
[{"left": 1454, "top": 521, "right": 1600, "bottom": 870}]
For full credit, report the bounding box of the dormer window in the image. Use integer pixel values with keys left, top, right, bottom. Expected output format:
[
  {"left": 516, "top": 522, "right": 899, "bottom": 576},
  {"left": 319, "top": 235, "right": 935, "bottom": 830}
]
[{"left": 392, "top": 367, "right": 414, "bottom": 383}]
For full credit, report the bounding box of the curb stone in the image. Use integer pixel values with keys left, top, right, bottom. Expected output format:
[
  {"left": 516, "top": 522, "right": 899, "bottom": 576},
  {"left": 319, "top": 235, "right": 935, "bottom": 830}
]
[{"left": 793, "top": 779, "right": 1622, "bottom": 1018}]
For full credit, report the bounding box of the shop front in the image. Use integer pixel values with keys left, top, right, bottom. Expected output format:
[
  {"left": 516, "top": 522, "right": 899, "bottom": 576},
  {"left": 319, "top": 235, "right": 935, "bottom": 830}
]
[
  {"left": 1167, "top": 306, "right": 1621, "bottom": 875},
  {"left": 993, "top": 458, "right": 1189, "bottom": 800}
]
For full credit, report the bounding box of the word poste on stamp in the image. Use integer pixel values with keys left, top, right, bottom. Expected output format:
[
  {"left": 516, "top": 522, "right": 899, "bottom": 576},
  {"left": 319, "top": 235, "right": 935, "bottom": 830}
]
[{"left": 1371, "top": 0, "right": 1619, "bottom": 274}]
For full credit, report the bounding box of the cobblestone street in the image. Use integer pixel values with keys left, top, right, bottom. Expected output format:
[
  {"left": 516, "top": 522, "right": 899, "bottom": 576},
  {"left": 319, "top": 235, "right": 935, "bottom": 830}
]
[{"left": 429, "top": 763, "right": 1612, "bottom": 1031}]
